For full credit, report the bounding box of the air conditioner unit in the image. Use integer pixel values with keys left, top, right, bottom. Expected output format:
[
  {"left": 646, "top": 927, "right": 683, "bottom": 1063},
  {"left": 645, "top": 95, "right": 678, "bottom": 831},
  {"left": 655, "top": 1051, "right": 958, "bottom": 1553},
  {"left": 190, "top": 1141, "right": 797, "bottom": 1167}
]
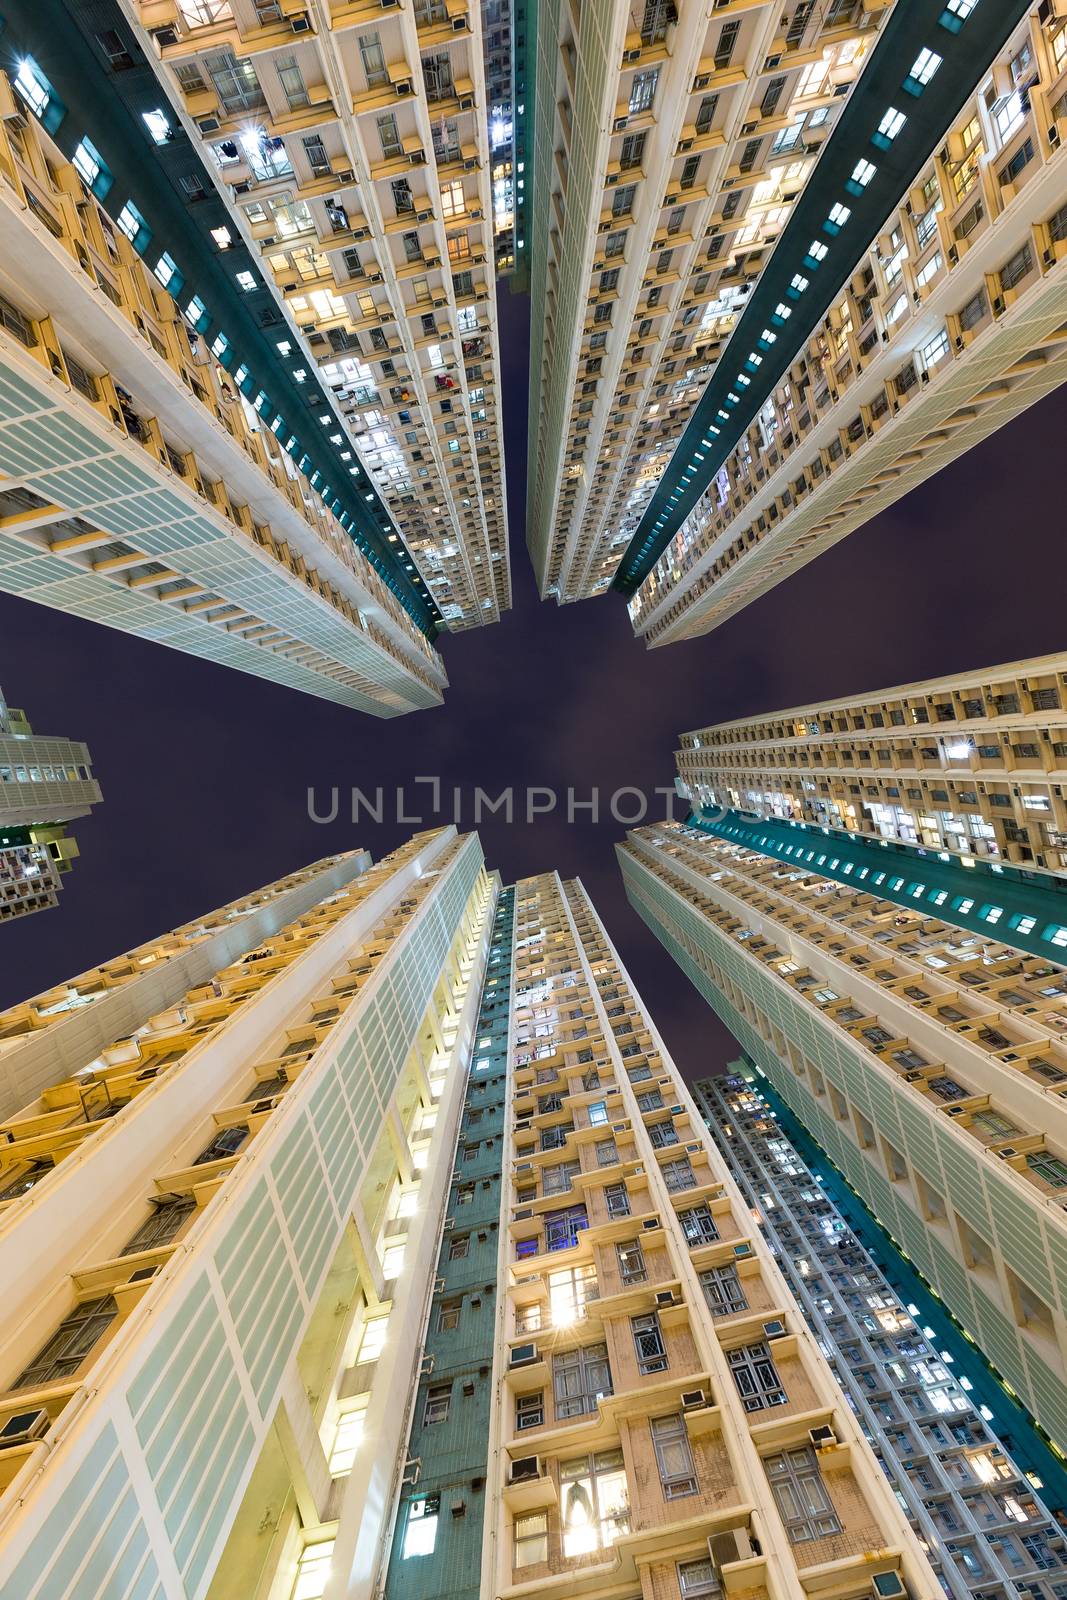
[
  {"left": 393, "top": 77, "right": 414, "bottom": 97},
  {"left": 810, "top": 1423, "right": 838, "bottom": 1449},
  {"left": 459, "top": 94, "right": 475, "bottom": 110},
  {"left": 763, "top": 1319, "right": 786, "bottom": 1339},
  {"left": 613, "top": 116, "right": 628, "bottom": 133},
  {"left": 871, "top": 1573, "right": 908, "bottom": 1599},
  {"left": 509, "top": 1454, "right": 542, "bottom": 1483},
  {"left": 0, "top": 1409, "right": 49, "bottom": 1449},
  {"left": 416, "top": 208, "right": 433, "bottom": 222},
  {"left": 612, "top": 1122, "right": 628, "bottom": 1133},
  {"left": 642, "top": 1217, "right": 661, "bottom": 1231},
  {"left": 733, "top": 1241, "right": 751, "bottom": 1256},
  {"left": 681, "top": 1388, "right": 707, "bottom": 1410},
  {"left": 336, "top": 169, "right": 354, "bottom": 183},
  {"left": 708, "top": 1527, "right": 754, "bottom": 1569},
  {"left": 693, "top": 73, "right": 712, "bottom": 91},
  {"left": 509, "top": 1342, "right": 539, "bottom": 1368},
  {"left": 655, "top": 1289, "right": 678, "bottom": 1307},
  {"left": 997, "top": 1146, "right": 1018, "bottom": 1158},
  {"left": 196, "top": 116, "right": 221, "bottom": 134},
  {"left": 452, "top": 11, "right": 468, "bottom": 26},
  {"left": 289, "top": 11, "right": 311, "bottom": 30},
  {"left": 624, "top": 47, "right": 641, "bottom": 63}
]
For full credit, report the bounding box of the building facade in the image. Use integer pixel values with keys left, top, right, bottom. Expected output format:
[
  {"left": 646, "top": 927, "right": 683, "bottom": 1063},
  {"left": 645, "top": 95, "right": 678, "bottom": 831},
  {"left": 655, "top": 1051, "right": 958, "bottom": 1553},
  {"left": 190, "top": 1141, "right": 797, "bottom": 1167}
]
[
  {"left": 619, "top": 818, "right": 1067, "bottom": 1466},
  {"left": 386, "top": 868, "right": 939, "bottom": 1600},
  {"left": 0, "top": 826, "right": 494, "bottom": 1600},
  {"left": 0, "top": 688, "right": 102, "bottom": 924},
  {"left": 624, "top": 0, "right": 1067, "bottom": 643},
  {"left": 525, "top": 0, "right": 1067, "bottom": 641},
  {"left": 677, "top": 652, "right": 1067, "bottom": 877},
  {"left": 696, "top": 1068, "right": 1067, "bottom": 1600},
  {"left": 0, "top": 845, "right": 943, "bottom": 1600},
  {"left": 124, "top": 0, "right": 511, "bottom": 631}
]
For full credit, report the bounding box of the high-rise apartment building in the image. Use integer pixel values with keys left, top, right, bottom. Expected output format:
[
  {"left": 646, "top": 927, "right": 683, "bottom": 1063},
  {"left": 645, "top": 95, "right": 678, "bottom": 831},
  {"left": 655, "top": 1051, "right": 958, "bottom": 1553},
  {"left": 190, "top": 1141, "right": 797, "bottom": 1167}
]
[
  {"left": 0, "top": 841, "right": 942, "bottom": 1600},
  {"left": 0, "top": 688, "right": 102, "bottom": 924},
  {"left": 0, "top": 0, "right": 511, "bottom": 716},
  {"left": 677, "top": 652, "right": 1067, "bottom": 876},
  {"left": 696, "top": 1067, "right": 1067, "bottom": 1600},
  {"left": 385, "top": 868, "right": 938, "bottom": 1600},
  {"left": 0, "top": 825, "right": 494, "bottom": 1600},
  {"left": 527, "top": 0, "right": 1067, "bottom": 639},
  {"left": 619, "top": 817, "right": 1067, "bottom": 1465},
  {"left": 124, "top": 0, "right": 511, "bottom": 630}
]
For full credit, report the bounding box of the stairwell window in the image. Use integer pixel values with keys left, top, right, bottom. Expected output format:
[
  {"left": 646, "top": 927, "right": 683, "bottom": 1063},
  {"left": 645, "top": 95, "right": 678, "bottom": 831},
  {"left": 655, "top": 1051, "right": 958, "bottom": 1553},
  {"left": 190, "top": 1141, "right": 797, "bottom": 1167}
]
[
  {"left": 292, "top": 1539, "right": 334, "bottom": 1600},
  {"left": 514, "top": 1512, "right": 548, "bottom": 1567}
]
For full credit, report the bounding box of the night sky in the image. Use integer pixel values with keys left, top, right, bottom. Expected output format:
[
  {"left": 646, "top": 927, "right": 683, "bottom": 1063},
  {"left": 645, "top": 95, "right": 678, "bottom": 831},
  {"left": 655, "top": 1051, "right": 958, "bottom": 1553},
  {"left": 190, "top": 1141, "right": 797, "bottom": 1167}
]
[{"left": 1, "top": 285, "right": 1064, "bottom": 1080}]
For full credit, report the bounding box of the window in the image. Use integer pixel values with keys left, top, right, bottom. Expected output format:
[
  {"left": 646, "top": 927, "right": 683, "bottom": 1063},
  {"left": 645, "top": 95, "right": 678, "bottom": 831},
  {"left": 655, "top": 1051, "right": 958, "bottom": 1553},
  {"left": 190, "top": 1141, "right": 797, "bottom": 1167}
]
[
  {"left": 328, "top": 1401, "right": 367, "bottom": 1475},
  {"left": 560, "top": 1451, "right": 630, "bottom": 1555},
  {"left": 587, "top": 1100, "right": 609, "bottom": 1126},
  {"left": 543, "top": 1159, "right": 580, "bottom": 1194},
  {"left": 116, "top": 201, "right": 147, "bottom": 246},
  {"left": 678, "top": 1558, "right": 722, "bottom": 1598},
  {"left": 616, "top": 1239, "right": 646, "bottom": 1284},
  {"left": 595, "top": 1138, "right": 618, "bottom": 1167},
  {"left": 765, "top": 1447, "right": 841, "bottom": 1542},
  {"left": 448, "top": 1234, "right": 470, "bottom": 1259},
  {"left": 356, "top": 1315, "right": 388, "bottom": 1363},
  {"left": 631, "top": 1311, "right": 668, "bottom": 1374},
  {"left": 605, "top": 1182, "right": 631, "bottom": 1217},
  {"left": 695, "top": 94, "right": 718, "bottom": 134},
  {"left": 15, "top": 1295, "right": 118, "bottom": 1389},
  {"left": 662, "top": 1156, "right": 696, "bottom": 1191},
  {"left": 402, "top": 1495, "right": 440, "bottom": 1558},
  {"left": 293, "top": 1539, "right": 334, "bottom": 1600},
  {"left": 545, "top": 1204, "right": 588, "bottom": 1251},
  {"left": 515, "top": 1391, "right": 544, "bottom": 1430},
  {"left": 277, "top": 53, "right": 309, "bottom": 110},
  {"left": 876, "top": 107, "right": 906, "bottom": 144},
  {"left": 700, "top": 1264, "right": 748, "bottom": 1317},
  {"left": 651, "top": 1412, "right": 697, "bottom": 1497},
  {"left": 648, "top": 1119, "right": 679, "bottom": 1148},
  {"left": 423, "top": 1381, "right": 451, "bottom": 1424},
  {"left": 73, "top": 139, "right": 104, "bottom": 188},
  {"left": 548, "top": 1263, "right": 598, "bottom": 1326},
  {"left": 120, "top": 1196, "right": 194, "bottom": 1256},
  {"left": 728, "top": 1340, "right": 786, "bottom": 1411},
  {"left": 1025, "top": 1151, "right": 1067, "bottom": 1188},
  {"left": 620, "top": 132, "right": 646, "bottom": 170},
  {"left": 194, "top": 1124, "right": 248, "bottom": 1164},
  {"left": 514, "top": 1512, "right": 548, "bottom": 1567},
  {"left": 1000, "top": 242, "right": 1033, "bottom": 292},
  {"left": 678, "top": 1204, "right": 718, "bottom": 1246},
  {"left": 553, "top": 1343, "right": 612, "bottom": 1418},
  {"left": 206, "top": 48, "right": 265, "bottom": 113},
  {"left": 636, "top": 1089, "right": 663, "bottom": 1112},
  {"left": 14, "top": 59, "right": 50, "bottom": 118},
  {"left": 629, "top": 68, "right": 659, "bottom": 116}
]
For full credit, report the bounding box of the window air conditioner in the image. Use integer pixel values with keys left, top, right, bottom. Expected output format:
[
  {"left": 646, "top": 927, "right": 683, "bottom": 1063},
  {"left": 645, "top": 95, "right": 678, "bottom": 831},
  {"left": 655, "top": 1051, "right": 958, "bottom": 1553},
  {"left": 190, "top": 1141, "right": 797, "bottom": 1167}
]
[
  {"left": 509, "top": 1342, "right": 539, "bottom": 1368},
  {"left": 0, "top": 1409, "right": 49, "bottom": 1449}
]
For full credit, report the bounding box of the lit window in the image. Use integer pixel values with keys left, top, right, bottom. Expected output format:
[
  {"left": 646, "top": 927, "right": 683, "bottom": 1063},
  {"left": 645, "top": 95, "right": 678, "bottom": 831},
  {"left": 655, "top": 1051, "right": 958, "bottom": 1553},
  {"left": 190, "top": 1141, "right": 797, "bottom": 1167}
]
[
  {"left": 382, "top": 1242, "right": 405, "bottom": 1277},
  {"left": 143, "top": 110, "right": 170, "bottom": 144},
  {"left": 807, "top": 239, "right": 828, "bottom": 262},
  {"left": 292, "top": 1540, "right": 334, "bottom": 1600},
  {"left": 117, "top": 201, "right": 147, "bottom": 244},
  {"left": 328, "top": 1401, "right": 367, "bottom": 1475},
  {"left": 790, "top": 273, "right": 809, "bottom": 293},
  {"left": 184, "top": 295, "right": 207, "bottom": 328},
  {"left": 851, "top": 158, "right": 877, "bottom": 187},
  {"left": 210, "top": 332, "right": 229, "bottom": 359},
  {"left": 827, "top": 202, "right": 850, "bottom": 228},
  {"left": 402, "top": 1495, "right": 440, "bottom": 1558},
  {"left": 356, "top": 1314, "right": 388, "bottom": 1363},
  {"left": 236, "top": 270, "right": 256, "bottom": 291},
  {"left": 944, "top": 0, "right": 977, "bottom": 17},
  {"left": 73, "top": 139, "right": 103, "bottom": 187},
  {"left": 210, "top": 225, "right": 233, "bottom": 249},
  {"left": 14, "top": 60, "right": 50, "bottom": 118},
  {"left": 877, "top": 107, "right": 907, "bottom": 142},
  {"left": 908, "top": 48, "right": 942, "bottom": 86},
  {"left": 154, "top": 253, "right": 178, "bottom": 289}
]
